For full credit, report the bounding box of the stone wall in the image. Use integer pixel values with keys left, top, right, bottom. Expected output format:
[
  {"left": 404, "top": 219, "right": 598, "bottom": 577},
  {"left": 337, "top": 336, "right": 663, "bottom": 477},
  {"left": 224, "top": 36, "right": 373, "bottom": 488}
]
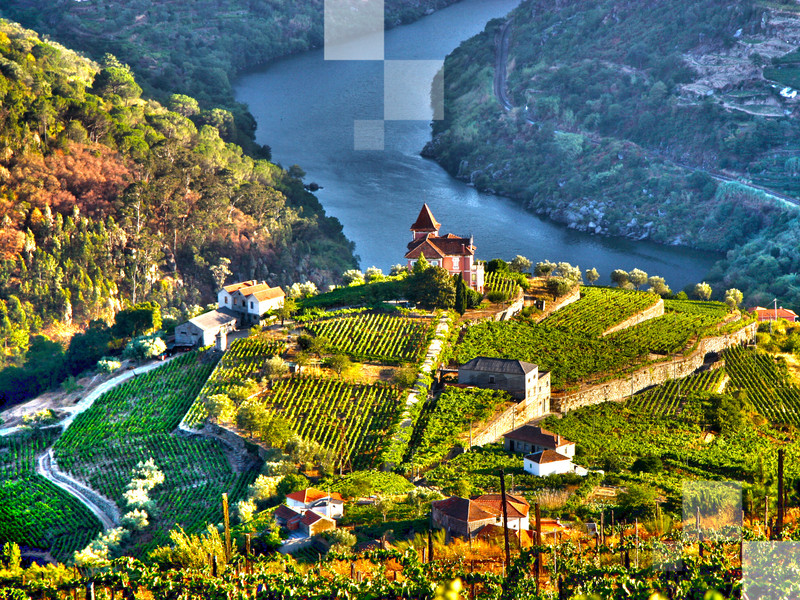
[
  {"left": 602, "top": 298, "right": 665, "bottom": 336},
  {"left": 494, "top": 297, "right": 525, "bottom": 322},
  {"left": 551, "top": 322, "right": 757, "bottom": 413},
  {"left": 470, "top": 387, "right": 549, "bottom": 446}
]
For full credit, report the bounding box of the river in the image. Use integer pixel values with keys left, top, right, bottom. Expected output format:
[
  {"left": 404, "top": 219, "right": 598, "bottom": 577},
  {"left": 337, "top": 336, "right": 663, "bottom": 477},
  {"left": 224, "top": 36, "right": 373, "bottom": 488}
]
[{"left": 235, "top": 0, "right": 719, "bottom": 289}]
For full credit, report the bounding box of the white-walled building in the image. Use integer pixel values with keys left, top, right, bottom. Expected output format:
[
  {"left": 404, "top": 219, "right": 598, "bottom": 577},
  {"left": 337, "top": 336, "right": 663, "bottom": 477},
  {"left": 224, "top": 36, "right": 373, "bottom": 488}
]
[
  {"left": 524, "top": 450, "right": 575, "bottom": 477},
  {"left": 218, "top": 280, "right": 285, "bottom": 326}
]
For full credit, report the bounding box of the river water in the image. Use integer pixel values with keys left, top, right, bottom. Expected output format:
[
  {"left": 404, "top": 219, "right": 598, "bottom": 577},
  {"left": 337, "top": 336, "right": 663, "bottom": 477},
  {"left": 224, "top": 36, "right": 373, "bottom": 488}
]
[{"left": 235, "top": 0, "right": 718, "bottom": 289}]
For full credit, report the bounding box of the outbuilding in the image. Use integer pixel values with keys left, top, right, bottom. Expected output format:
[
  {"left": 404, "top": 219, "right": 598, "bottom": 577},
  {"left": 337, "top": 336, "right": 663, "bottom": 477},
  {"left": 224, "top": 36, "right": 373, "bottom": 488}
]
[
  {"left": 174, "top": 308, "right": 238, "bottom": 348},
  {"left": 524, "top": 450, "right": 574, "bottom": 477}
]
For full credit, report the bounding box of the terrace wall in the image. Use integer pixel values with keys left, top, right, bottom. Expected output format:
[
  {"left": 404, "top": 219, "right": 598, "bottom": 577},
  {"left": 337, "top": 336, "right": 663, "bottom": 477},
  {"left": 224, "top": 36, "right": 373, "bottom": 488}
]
[
  {"left": 470, "top": 385, "right": 551, "bottom": 447},
  {"left": 551, "top": 322, "right": 757, "bottom": 413},
  {"left": 601, "top": 298, "right": 664, "bottom": 336}
]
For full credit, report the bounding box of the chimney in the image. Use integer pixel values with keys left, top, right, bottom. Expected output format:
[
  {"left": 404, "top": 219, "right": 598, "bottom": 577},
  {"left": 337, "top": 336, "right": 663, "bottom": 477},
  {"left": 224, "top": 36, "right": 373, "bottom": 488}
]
[{"left": 215, "top": 329, "right": 228, "bottom": 352}]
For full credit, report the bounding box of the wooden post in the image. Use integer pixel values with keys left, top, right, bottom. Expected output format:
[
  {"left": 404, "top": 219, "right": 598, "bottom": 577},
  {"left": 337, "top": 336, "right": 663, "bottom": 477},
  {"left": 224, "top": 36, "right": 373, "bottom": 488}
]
[
  {"left": 351, "top": 563, "right": 356, "bottom": 579},
  {"left": 428, "top": 528, "right": 434, "bottom": 562},
  {"left": 534, "top": 503, "right": 542, "bottom": 596},
  {"left": 765, "top": 494, "right": 770, "bottom": 536},
  {"left": 499, "top": 470, "right": 511, "bottom": 572},
  {"left": 245, "top": 533, "right": 252, "bottom": 574},
  {"left": 212, "top": 554, "right": 218, "bottom": 577},
  {"left": 222, "top": 493, "right": 232, "bottom": 560},
  {"left": 620, "top": 527, "right": 625, "bottom": 565},
  {"left": 600, "top": 510, "right": 605, "bottom": 545},
  {"left": 696, "top": 507, "right": 703, "bottom": 558},
  {"left": 777, "top": 448, "right": 785, "bottom": 539},
  {"left": 84, "top": 582, "right": 94, "bottom": 600}
]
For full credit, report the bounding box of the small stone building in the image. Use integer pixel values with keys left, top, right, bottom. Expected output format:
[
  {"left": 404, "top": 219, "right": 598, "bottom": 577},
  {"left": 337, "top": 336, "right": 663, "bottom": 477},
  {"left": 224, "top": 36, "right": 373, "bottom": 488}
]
[
  {"left": 431, "top": 494, "right": 530, "bottom": 538},
  {"left": 300, "top": 510, "right": 336, "bottom": 537},
  {"left": 174, "top": 308, "right": 238, "bottom": 348},
  {"left": 503, "top": 425, "right": 575, "bottom": 457},
  {"left": 458, "top": 357, "right": 550, "bottom": 412}
]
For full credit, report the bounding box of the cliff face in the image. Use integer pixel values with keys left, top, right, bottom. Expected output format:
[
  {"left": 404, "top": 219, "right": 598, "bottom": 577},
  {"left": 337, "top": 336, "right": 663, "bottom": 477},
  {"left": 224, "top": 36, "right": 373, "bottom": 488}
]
[{"left": 426, "top": 0, "right": 800, "bottom": 306}]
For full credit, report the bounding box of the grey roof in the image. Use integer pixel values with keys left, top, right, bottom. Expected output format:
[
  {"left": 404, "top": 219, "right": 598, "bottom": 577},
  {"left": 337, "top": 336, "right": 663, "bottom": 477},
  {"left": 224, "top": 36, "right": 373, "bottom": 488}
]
[
  {"left": 525, "top": 450, "right": 571, "bottom": 464},
  {"left": 459, "top": 357, "right": 537, "bottom": 375},
  {"left": 504, "top": 425, "right": 571, "bottom": 448},
  {"left": 187, "top": 307, "right": 238, "bottom": 331}
]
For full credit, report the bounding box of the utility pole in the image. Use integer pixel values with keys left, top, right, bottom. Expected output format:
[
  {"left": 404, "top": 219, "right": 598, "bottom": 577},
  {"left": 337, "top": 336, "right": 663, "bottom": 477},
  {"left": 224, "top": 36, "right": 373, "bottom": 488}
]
[
  {"left": 777, "top": 448, "right": 785, "bottom": 539},
  {"left": 499, "top": 469, "right": 511, "bottom": 572}
]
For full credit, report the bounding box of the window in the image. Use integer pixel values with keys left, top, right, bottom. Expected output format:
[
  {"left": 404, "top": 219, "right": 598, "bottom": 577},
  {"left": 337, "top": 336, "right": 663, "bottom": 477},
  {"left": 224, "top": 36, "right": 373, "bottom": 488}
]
[
  {"left": 224, "top": 297, "right": 228, "bottom": 304},
  {"left": 489, "top": 376, "right": 495, "bottom": 384},
  {"left": 452, "top": 256, "right": 460, "bottom": 269},
  {"left": 250, "top": 301, "right": 254, "bottom": 309}
]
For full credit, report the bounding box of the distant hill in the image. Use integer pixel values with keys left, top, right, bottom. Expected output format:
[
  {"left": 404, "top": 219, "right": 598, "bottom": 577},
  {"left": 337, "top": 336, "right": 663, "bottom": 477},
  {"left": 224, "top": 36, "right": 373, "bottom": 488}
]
[
  {"left": 0, "top": 0, "right": 462, "bottom": 140},
  {"left": 424, "top": 0, "right": 800, "bottom": 308},
  {"left": 0, "top": 20, "right": 356, "bottom": 364}
]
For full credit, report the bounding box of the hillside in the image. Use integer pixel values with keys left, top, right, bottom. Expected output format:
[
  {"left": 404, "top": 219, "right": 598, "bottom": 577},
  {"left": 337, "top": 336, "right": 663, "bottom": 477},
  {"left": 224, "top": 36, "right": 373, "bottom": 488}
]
[
  {"left": 0, "top": 0, "right": 462, "bottom": 141},
  {"left": 0, "top": 21, "right": 356, "bottom": 366},
  {"left": 424, "top": 0, "right": 800, "bottom": 309}
]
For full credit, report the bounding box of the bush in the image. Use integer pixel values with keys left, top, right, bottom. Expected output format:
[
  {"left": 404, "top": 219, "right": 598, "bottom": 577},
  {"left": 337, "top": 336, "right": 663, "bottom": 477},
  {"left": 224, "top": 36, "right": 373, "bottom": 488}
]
[
  {"left": 487, "top": 290, "right": 510, "bottom": 303},
  {"left": 96, "top": 357, "right": 122, "bottom": 373}
]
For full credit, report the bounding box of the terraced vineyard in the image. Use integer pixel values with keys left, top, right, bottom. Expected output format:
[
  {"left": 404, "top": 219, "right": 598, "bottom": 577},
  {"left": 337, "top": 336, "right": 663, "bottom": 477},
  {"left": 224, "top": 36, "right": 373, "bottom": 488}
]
[
  {"left": 607, "top": 312, "right": 726, "bottom": 355},
  {"left": 183, "top": 335, "right": 285, "bottom": 426},
  {"left": 484, "top": 271, "right": 521, "bottom": 298},
  {"left": 53, "top": 352, "right": 257, "bottom": 555},
  {"left": 0, "top": 430, "right": 101, "bottom": 562},
  {"left": 305, "top": 312, "right": 433, "bottom": 364},
  {"left": 627, "top": 369, "right": 726, "bottom": 415},
  {"left": 260, "top": 377, "right": 402, "bottom": 469},
  {"left": 542, "top": 287, "right": 660, "bottom": 336},
  {"left": 724, "top": 346, "right": 800, "bottom": 426}
]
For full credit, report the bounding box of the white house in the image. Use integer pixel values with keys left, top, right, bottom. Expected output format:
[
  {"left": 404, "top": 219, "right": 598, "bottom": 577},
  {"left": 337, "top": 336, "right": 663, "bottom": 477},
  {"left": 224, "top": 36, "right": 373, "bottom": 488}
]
[
  {"left": 218, "top": 280, "right": 285, "bottom": 326},
  {"left": 524, "top": 450, "right": 575, "bottom": 477},
  {"left": 285, "top": 488, "right": 344, "bottom": 519},
  {"left": 174, "top": 308, "right": 238, "bottom": 348}
]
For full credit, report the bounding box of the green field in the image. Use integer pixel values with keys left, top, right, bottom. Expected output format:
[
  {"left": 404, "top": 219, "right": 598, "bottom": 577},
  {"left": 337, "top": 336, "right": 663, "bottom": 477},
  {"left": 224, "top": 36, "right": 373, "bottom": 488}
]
[
  {"left": 0, "top": 429, "right": 102, "bottom": 562},
  {"left": 183, "top": 335, "right": 285, "bottom": 427},
  {"left": 305, "top": 312, "right": 433, "bottom": 364},
  {"left": 259, "top": 377, "right": 403, "bottom": 470},
  {"left": 484, "top": 271, "right": 521, "bottom": 299},
  {"left": 53, "top": 352, "right": 258, "bottom": 556},
  {"left": 627, "top": 368, "right": 725, "bottom": 415},
  {"left": 725, "top": 346, "right": 800, "bottom": 426},
  {"left": 542, "top": 286, "right": 661, "bottom": 336}
]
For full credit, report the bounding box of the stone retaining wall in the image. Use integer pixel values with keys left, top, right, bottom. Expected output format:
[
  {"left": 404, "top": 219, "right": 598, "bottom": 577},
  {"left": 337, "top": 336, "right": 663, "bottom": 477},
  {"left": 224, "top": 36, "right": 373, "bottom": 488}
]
[
  {"left": 551, "top": 322, "right": 756, "bottom": 413},
  {"left": 470, "top": 388, "right": 549, "bottom": 446},
  {"left": 494, "top": 297, "right": 525, "bottom": 322},
  {"left": 602, "top": 298, "right": 664, "bottom": 336}
]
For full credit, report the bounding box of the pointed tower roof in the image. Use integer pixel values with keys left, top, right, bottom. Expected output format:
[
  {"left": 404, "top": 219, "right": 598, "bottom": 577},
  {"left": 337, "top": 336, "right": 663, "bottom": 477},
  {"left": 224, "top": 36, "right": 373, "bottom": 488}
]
[{"left": 410, "top": 203, "right": 441, "bottom": 233}]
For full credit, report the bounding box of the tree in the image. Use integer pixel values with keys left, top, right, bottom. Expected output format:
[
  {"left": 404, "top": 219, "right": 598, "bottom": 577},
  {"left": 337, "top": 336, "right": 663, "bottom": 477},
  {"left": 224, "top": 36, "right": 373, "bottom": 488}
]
[
  {"left": 320, "top": 528, "right": 357, "bottom": 553},
  {"left": 725, "top": 288, "right": 744, "bottom": 310},
  {"left": 209, "top": 258, "right": 232, "bottom": 290},
  {"left": 412, "top": 253, "right": 430, "bottom": 275},
  {"left": 610, "top": 269, "right": 630, "bottom": 288},
  {"left": 114, "top": 302, "right": 162, "bottom": 338},
  {"left": 123, "top": 336, "right": 166, "bottom": 361},
  {"left": 365, "top": 266, "right": 384, "bottom": 282},
  {"left": 325, "top": 353, "right": 352, "bottom": 379},
  {"left": 534, "top": 260, "right": 556, "bottom": 278},
  {"left": 454, "top": 275, "right": 467, "bottom": 315},
  {"left": 410, "top": 266, "right": 455, "bottom": 309},
  {"left": 342, "top": 269, "right": 365, "bottom": 285},
  {"left": 168, "top": 94, "right": 200, "bottom": 117},
  {"left": 91, "top": 63, "right": 142, "bottom": 102},
  {"left": 555, "top": 262, "right": 582, "bottom": 283},
  {"left": 1, "top": 542, "right": 21, "bottom": 571},
  {"left": 374, "top": 495, "right": 394, "bottom": 523},
  {"left": 276, "top": 298, "right": 297, "bottom": 325},
  {"left": 205, "top": 394, "right": 235, "bottom": 424},
  {"left": 261, "top": 415, "right": 294, "bottom": 448},
  {"left": 236, "top": 399, "right": 269, "bottom": 437},
  {"left": 585, "top": 268, "right": 599, "bottom": 285},
  {"left": 509, "top": 255, "right": 532, "bottom": 273},
  {"left": 545, "top": 276, "right": 573, "bottom": 301},
  {"left": 628, "top": 268, "right": 648, "bottom": 290},
  {"left": 693, "top": 282, "right": 713, "bottom": 301},
  {"left": 262, "top": 356, "right": 288, "bottom": 388},
  {"left": 648, "top": 276, "right": 671, "bottom": 297},
  {"left": 66, "top": 321, "right": 111, "bottom": 375},
  {"left": 276, "top": 473, "right": 309, "bottom": 500},
  {"left": 486, "top": 258, "right": 508, "bottom": 273}
]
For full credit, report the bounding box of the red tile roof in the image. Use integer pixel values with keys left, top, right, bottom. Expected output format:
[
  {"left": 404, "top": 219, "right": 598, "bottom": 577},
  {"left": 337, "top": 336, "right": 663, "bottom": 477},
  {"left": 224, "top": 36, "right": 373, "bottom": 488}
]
[
  {"left": 223, "top": 280, "right": 258, "bottom": 293},
  {"left": 252, "top": 287, "right": 285, "bottom": 302},
  {"left": 274, "top": 505, "right": 302, "bottom": 522},
  {"left": 410, "top": 203, "right": 441, "bottom": 232},
  {"left": 405, "top": 236, "right": 475, "bottom": 260},
  {"left": 752, "top": 306, "right": 798, "bottom": 321},
  {"left": 473, "top": 494, "right": 530, "bottom": 519},
  {"left": 525, "top": 449, "right": 572, "bottom": 464},
  {"left": 432, "top": 496, "right": 496, "bottom": 522},
  {"left": 286, "top": 488, "right": 343, "bottom": 504},
  {"left": 300, "top": 510, "right": 333, "bottom": 526}
]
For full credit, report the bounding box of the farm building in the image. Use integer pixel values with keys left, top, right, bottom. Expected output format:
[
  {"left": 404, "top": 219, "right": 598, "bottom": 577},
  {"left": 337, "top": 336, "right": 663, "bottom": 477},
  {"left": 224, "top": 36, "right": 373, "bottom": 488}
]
[
  {"left": 524, "top": 450, "right": 575, "bottom": 477},
  {"left": 300, "top": 510, "right": 336, "bottom": 537},
  {"left": 274, "top": 505, "right": 303, "bottom": 530},
  {"left": 431, "top": 493, "right": 530, "bottom": 538},
  {"left": 404, "top": 204, "right": 485, "bottom": 292},
  {"left": 458, "top": 357, "right": 550, "bottom": 408},
  {"left": 218, "top": 280, "right": 285, "bottom": 326},
  {"left": 174, "top": 308, "right": 238, "bottom": 348},
  {"left": 503, "top": 425, "right": 575, "bottom": 457},
  {"left": 751, "top": 306, "right": 798, "bottom": 323},
  {"left": 286, "top": 488, "right": 344, "bottom": 519}
]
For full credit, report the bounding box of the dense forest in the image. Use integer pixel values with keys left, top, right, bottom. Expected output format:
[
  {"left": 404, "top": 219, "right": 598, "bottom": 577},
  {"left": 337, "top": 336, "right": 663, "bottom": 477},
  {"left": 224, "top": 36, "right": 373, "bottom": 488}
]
[
  {"left": 0, "top": 20, "right": 357, "bottom": 381},
  {"left": 425, "top": 0, "right": 800, "bottom": 308},
  {"left": 0, "top": 0, "right": 462, "bottom": 144}
]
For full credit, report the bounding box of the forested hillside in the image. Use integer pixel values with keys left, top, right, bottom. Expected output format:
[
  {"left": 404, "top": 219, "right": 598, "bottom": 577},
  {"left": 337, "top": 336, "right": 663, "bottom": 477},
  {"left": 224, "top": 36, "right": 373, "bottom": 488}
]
[
  {"left": 425, "top": 0, "right": 800, "bottom": 308},
  {"left": 0, "top": 0, "right": 462, "bottom": 142},
  {"left": 0, "top": 20, "right": 356, "bottom": 367}
]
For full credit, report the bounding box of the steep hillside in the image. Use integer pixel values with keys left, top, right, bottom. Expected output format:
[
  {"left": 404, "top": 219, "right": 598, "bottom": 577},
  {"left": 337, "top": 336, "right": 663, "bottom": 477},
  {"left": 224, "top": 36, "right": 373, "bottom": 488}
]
[
  {"left": 0, "top": 0, "right": 462, "bottom": 139},
  {"left": 0, "top": 21, "right": 356, "bottom": 364},
  {"left": 424, "top": 0, "right": 800, "bottom": 308}
]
